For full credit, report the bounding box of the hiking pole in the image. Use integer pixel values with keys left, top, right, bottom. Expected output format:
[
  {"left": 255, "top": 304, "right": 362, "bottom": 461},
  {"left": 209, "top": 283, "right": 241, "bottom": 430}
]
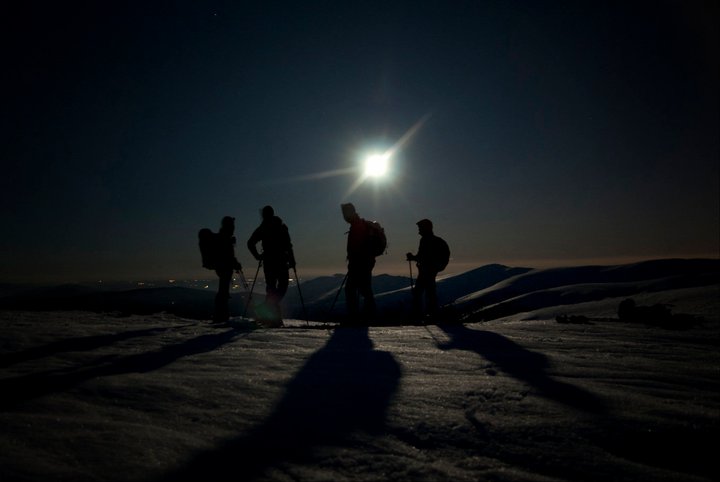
[
  {"left": 235, "top": 269, "right": 250, "bottom": 321},
  {"left": 292, "top": 266, "right": 309, "bottom": 325},
  {"left": 408, "top": 260, "right": 415, "bottom": 290},
  {"left": 237, "top": 268, "right": 249, "bottom": 290},
  {"left": 328, "top": 271, "right": 349, "bottom": 314},
  {"left": 243, "top": 259, "right": 263, "bottom": 319}
]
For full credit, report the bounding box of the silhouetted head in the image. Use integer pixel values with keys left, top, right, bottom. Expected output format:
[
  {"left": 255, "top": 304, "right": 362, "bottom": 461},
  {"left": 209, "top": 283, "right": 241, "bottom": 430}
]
[
  {"left": 220, "top": 216, "right": 235, "bottom": 234},
  {"left": 417, "top": 218, "right": 433, "bottom": 236},
  {"left": 341, "top": 203, "right": 358, "bottom": 223},
  {"left": 261, "top": 205, "right": 274, "bottom": 220}
]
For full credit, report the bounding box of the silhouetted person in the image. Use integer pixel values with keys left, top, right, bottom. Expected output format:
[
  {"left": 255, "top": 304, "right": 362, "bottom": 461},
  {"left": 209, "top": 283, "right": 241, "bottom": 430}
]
[
  {"left": 406, "top": 218, "right": 449, "bottom": 321},
  {"left": 214, "top": 216, "right": 243, "bottom": 323},
  {"left": 341, "top": 203, "right": 377, "bottom": 323},
  {"left": 247, "top": 206, "right": 296, "bottom": 325}
]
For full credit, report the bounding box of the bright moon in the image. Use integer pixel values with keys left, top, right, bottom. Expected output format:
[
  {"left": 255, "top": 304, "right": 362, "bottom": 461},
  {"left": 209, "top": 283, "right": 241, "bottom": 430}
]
[{"left": 363, "top": 153, "right": 390, "bottom": 178}]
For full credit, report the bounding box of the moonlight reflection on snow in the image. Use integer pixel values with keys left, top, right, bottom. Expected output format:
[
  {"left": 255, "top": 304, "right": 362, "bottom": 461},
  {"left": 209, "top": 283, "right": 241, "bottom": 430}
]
[{"left": 0, "top": 304, "right": 717, "bottom": 481}]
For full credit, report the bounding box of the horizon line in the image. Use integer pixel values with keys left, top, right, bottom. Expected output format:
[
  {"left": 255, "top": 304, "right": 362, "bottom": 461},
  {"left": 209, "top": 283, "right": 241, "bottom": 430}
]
[{"left": 1, "top": 256, "right": 717, "bottom": 286}]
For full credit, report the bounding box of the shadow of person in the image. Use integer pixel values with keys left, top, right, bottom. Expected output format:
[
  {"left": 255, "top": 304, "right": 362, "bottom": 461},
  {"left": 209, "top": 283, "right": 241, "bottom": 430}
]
[
  {"left": 437, "top": 324, "right": 606, "bottom": 414},
  {"left": 160, "top": 327, "right": 402, "bottom": 482},
  {"left": 0, "top": 329, "right": 241, "bottom": 411},
  {"left": 0, "top": 326, "right": 173, "bottom": 368}
]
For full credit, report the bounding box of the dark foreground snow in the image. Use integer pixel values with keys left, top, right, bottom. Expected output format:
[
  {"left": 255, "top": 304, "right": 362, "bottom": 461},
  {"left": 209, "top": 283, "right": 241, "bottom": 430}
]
[{"left": 0, "top": 310, "right": 718, "bottom": 482}]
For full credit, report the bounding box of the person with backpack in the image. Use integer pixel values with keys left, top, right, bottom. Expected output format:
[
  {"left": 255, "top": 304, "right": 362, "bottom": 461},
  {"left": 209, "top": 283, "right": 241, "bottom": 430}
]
[
  {"left": 247, "top": 205, "right": 296, "bottom": 325},
  {"left": 341, "top": 203, "right": 385, "bottom": 323},
  {"left": 406, "top": 218, "right": 450, "bottom": 321},
  {"left": 199, "top": 216, "right": 243, "bottom": 323}
]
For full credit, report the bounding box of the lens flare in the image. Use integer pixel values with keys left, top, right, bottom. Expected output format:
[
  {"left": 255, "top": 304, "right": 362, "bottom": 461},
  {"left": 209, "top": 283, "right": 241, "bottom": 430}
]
[{"left": 261, "top": 112, "right": 432, "bottom": 202}]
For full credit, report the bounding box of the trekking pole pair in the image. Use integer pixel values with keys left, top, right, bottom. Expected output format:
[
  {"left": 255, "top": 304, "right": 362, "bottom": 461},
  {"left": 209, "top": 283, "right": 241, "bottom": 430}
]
[{"left": 242, "top": 259, "right": 309, "bottom": 324}]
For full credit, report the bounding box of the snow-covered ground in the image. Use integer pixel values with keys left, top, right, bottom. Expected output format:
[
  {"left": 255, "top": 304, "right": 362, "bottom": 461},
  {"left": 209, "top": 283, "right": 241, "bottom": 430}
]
[{"left": 1, "top": 306, "right": 718, "bottom": 481}]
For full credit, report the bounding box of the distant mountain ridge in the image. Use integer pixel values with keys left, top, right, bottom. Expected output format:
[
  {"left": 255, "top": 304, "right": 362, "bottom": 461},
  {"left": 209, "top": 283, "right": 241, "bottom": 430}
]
[
  {"left": 452, "top": 258, "right": 720, "bottom": 320},
  {"left": 0, "top": 259, "right": 717, "bottom": 324}
]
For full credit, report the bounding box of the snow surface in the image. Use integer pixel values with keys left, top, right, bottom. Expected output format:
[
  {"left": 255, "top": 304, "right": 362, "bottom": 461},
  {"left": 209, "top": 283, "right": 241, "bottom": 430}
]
[{"left": 1, "top": 308, "right": 718, "bottom": 481}]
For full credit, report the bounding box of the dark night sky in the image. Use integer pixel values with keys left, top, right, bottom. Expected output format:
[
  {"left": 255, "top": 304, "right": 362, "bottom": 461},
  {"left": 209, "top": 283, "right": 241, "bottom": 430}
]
[{"left": 1, "top": 1, "right": 718, "bottom": 283}]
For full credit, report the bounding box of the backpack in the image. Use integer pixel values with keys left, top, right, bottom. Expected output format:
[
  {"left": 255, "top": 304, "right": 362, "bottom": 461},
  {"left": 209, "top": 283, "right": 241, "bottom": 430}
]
[
  {"left": 434, "top": 236, "right": 450, "bottom": 272},
  {"left": 365, "top": 220, "right": 387, "bottom": 256},
  {"left": 198, "top": 228, "right": 219, "bottom": 270}
]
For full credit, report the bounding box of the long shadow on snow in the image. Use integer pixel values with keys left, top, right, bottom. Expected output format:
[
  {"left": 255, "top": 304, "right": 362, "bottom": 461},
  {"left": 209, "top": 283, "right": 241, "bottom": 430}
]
[
  {"left": 0, "top": 326, "right": 172, "bottom": 368},
  {"left": 436, "top": 326, "right": 714, "bottom": 481},
  {"left": 159, "top": 327, "right": 402, "bottom": 482},
  {"left": 0, "top": 329, "right": 240, "bottom": 410},
  {"left": 438, "top": 325, "right": 606, "bottom": 414}
]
